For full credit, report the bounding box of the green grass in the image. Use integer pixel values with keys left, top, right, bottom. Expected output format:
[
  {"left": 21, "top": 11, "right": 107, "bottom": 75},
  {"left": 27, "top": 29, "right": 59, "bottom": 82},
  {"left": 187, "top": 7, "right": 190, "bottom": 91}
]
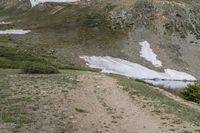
[
  {"left": 0, "top": 36, "right": 13, "bottom": 43},
  {"left": 0, "top": 44, "right": 53, "bottom": 69},
  {"left": 110, "top": 74, "right": 200, "bottom": 125},
  {"left": 0, "top": 44, "right": 98, "bottom": 73},
  {"left": 0, "top": 112, "right": 32, "bottom": 125}
]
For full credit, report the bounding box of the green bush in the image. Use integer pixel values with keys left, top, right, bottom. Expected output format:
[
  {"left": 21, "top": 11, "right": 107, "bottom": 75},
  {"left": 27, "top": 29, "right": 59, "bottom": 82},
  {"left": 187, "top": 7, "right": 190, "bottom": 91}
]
[
  {"left": 180, "top": 84, "right": 200, "bottom": 104},
  {"left": 22, "top": 62, "right": 59, "bottom": 74}
]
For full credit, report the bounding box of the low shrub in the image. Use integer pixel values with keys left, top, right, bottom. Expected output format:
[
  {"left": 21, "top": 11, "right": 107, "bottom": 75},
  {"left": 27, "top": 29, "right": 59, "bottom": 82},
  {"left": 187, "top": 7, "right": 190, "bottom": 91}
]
[
  {"left": 21, "top": 62, "right": 59, "bottom": 74},
  {"left": 57, "top": 64, "right": 98, "bottom": 72},
  {"left": 180, "top": 84, "right": 200, "bottom": 104}
]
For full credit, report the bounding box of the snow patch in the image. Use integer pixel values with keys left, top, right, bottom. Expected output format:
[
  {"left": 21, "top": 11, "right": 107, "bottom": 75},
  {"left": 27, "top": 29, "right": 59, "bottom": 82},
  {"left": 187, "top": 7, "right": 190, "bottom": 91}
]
[
  {"left": 80, "top": 56, "right": 195, "bottom": 81},
  {"left": 139, "top": 41, "right": 162, "bottom": 67},
  {"left": 0, "top": 29, "right": 31, "bottom": 35},
  {"left": 80, "top": 56, "right": 196, "bottom": 89},
  {"left": 0, "top": 21, "right": 12, "bottom": 25},
  {"left": 30, "top": 0, "right": 80, "bottom": 7},
  {"left": 144, "top": 80, "right": 194, "bottom": 90}
]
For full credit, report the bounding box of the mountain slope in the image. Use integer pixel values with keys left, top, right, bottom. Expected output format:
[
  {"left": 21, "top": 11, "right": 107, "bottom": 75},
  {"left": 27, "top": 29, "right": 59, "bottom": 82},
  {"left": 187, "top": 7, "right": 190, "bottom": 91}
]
[
  {"left": 2, "top": 0, "right": 199, "bottom": 78},
  {"left": 0, "top": 0, "right": 200, "bottom": 132}
]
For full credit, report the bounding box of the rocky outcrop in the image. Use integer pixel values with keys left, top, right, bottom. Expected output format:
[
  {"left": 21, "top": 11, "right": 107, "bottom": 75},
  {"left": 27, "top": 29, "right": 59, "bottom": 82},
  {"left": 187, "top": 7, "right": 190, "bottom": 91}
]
[
  {"left": 108, "top": 0, "right": 200, "bottom": 39},
  {"left": 0, "top": 0, "right": 31, "bottom": 10}
]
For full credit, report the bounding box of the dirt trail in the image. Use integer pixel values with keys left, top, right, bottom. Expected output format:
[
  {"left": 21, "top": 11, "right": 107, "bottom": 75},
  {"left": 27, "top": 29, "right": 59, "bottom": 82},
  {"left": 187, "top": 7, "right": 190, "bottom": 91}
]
[
  {"left": 1, "top": 71, "right": 199, "bottom": 133},
  {"left": 68, "top": 73, "right": 163, "bottom": 133}
]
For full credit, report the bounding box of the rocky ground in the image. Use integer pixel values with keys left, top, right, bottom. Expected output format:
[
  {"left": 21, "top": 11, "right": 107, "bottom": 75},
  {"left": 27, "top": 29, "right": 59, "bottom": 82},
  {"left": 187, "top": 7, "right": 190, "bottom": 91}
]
[{"left": 0, "top": 69, "right": 200, "bottom": 133}]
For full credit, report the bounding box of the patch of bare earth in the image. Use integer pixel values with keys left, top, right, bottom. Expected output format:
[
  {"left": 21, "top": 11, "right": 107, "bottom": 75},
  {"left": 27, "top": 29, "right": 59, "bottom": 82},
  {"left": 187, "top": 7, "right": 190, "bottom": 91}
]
[
  {"left": 72, "top": 73, "right": 199, "bottom": 133},
  {"left": 0, "top": 71, "right": 199, "bottom": 132},
  {"left": 70, "top": 72, "right": 162, "bottom": 133}
]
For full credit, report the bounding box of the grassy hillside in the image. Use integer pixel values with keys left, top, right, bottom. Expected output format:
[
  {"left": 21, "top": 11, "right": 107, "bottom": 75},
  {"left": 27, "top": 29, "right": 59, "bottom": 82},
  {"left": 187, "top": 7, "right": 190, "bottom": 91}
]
[
  {"left": 0, "top": 37, "right": 97, "bottom": 72},
  {"left": 168, "top": 0, "right": 200, "bottom": 5},
  {"left": 110, "top": 74, "right": 200, "bottom": 126},
  {"left": 1, "top": 3, "right": 126, "bottom": 67}
]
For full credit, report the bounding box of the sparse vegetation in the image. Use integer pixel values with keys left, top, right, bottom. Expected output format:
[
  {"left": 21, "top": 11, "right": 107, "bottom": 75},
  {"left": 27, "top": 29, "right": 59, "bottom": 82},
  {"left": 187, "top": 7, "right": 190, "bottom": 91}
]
[
  {"left": 110, "top": 74, "right": 200, "bottom": 125},
  {"left": 180, "top": 84, "right": 200, "bottom": 104},
  {"left": 0, "top": 69, "right": 79, "bottom": 132},
  {"left": 164, "top": 21, "right": 200, "bottom": 39},
  {"left": 0, "top": 79, "right": 32, "bottom": 125}
]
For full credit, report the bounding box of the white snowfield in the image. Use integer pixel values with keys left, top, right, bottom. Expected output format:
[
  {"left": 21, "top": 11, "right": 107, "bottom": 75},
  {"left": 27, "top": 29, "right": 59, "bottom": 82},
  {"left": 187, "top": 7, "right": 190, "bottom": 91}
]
[
  {"left": 0, "top": 21, "right": 12, "bottom": 25},
  {"left": 80, "top": 56, "right": 196, "bottom": 81},
  {"left": 80, "top": 56, "right": 196, "bottom": 89},
  {"left": 0, "top": 29, "right": 31, "bottom": 35},
  {"left": 139, "top": 41, "right": 162, "bottom": 67},
  {"left": 30, "top": 0, "right": 80, "bottom": 7},
  {"left": 145, "top": 80, "right": 194, "bottom": 90}
]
